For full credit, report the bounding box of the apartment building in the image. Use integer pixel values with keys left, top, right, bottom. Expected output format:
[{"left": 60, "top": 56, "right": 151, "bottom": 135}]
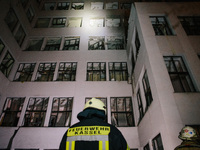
[{"left": 0, "top": 0, "right": 200, "bottom": 150}]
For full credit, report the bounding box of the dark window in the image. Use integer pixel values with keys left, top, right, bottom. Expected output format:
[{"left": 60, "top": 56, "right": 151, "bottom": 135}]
[
  {"left": 4, "top": 9, "right": 19, "bottom": 33},
  {"left": 56, "top": 2, "right": 70, "bottom": 10},
  {"left": 137, "top": 89, "right": 144, "bottom": 123},
  {"left": 14, "top": 63, "right": 36, "bottom": 82},
  {"left": 178, "top": 16, "right": 200, "bottom": 35},
  {"left": 26, "top": 38, "right": 44, "bottom": 51},
  {"left": 35, "top": 63, "right": 56, "bottom": 81},
  {"left": 44, "top": 38, "right": 61, "bottom": 51},
  {"left": 150, "top": 16, "right": 173, "bottom": 35},
  {"left": 142, "top": 71, "right": 153, "bottom": 111},
  {"left": 88, "top": 36, "right": 105, "bottom": 50},
  {"left": 106, "top": 2, "right": 118, "bottom": 9},
  {"left": 35, "top": 18, "right": 50, "bottom": 28},
  {"left": 51, "top": 18, "right": 66, "bottom": 27},
  {"left": 144, "top": 143, "right": 150, "bottom": 150},
  {"left": 0, "top": 97, "right": 25, "bottom": 126},
  {"left": 87, "top": 62, "right": 106, "bottom": 81},
  {"left": 0, "top": 51, "right": 15, "bottom": 77},
  {"left": 49, "top": 97, "right": 73, "bottom": 127},
  {"left": 0, "top": 39, "right": 5, "bottom": 56},
  {"left": 14, "top": 25, "right": 26, "bottom": 46},
  {"left": 23, "top": 97, "right": 49, "bottom": 127},
  {"left": 43, "top": 3, "right": 56, "bottom": 10},
  {"left": 164, "top": 56, "right": 196, "bottom": 92},
  {"left": 57, "top": 62, "right": 77, "bottom": 81},
  {"left": 26, "top": 6, "right": 35, "bottom": 22},
  {"left": 120, "top": 3, "right": 131, "bottom": 9},
  {"left": 63, "top": 37, "right": 80, "bottom": 50},
  {"left": 109, "top": 62, "right": 128, "bottom": 81},
  {"left": 135, "top": 31, "right": 140, "bottom": 59},
  {"left": 152, "top": 133, "right": 164, "bottom": 150},
  {"left": 111, "top": 97, "right": 135, "bottom": 127}
]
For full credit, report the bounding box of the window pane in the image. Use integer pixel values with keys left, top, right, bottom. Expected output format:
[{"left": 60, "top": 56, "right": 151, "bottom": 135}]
[
  {"left": 71, "top": 3, "right": 84, "bottom": 10},
  {"left": 87, "top": 62, "right": 106, "bottom": 81},
  {"left": 63, "top": 37, "right": 80, "bottom": 50},
  {"left": 35, "top": 18, "right": 50, "bottom": 28},
  {"left": 44, "top": 38, "right": 61, "bottom": 51},
  {"left": 67, "top": 18, "right": 82, "bottom": 27},
  {"left": 52, "top": 18, "right": 66, "bottom": 27},
  {"left": 106, "top": 2, "right": 118, "bottom": 9},
  {"left": 26, "top": 38, "right": 43, "bottom": 51},
  {"left": 88, "top": 36, "right": 105, "bottom": 50},
  {"left": 107, "top": 36, "right": 124, "bottom": 50},
  {"left": 4, "top": 9, "right": 19, "bottom": 32},
  {"left": 14, "top": 26, "right": 26, "bottom": 46},
  {"left": 0, "top": 39, "right": 5, "bottom": 56},
  {"left": 91, "top": 2, "right": 104, "bottom": 10},
  {"left": 43, "top": 3, "right": 56, "bottom": 10},
  {"left": 57, "top": 2, "right": 70, "bottom": 10}
]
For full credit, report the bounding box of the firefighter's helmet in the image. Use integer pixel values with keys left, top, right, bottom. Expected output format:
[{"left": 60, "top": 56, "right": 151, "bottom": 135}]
[
  {"left": 179, "top": 126, "right": 197, "bottom": 141},
  {"left": 84, "top": 98, "right": 106, "bottom": 113}
]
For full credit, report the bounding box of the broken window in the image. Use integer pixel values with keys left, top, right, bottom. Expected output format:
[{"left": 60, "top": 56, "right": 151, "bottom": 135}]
[
  {"left": 91, "top": 2, "right": 104, "bottom": 10},
  {"left": 71, "top": 3, "right": 84, "bottom": 10},
  {"left": 164, "top": 56, "right": 196, "bottom": 92},
  {"left": 51, "top": 17, "right": 66, "bottom": 27},
  {"left": 26, "top": 6, "right": 35, "bottom": 22},
  {"left": 35, "top": 18, "right": 50, "bottom": 28},
  {"left": 87, "top": 62, "right": 106, "bottom": 81},
  {"left": 35, "top": 63, "right": 56, "bottom": 81},
  {"left": 43, "top": 2, "right": 56, "bottom": 10},
  {"left": 49, "top": 97, "right": 73, "bottom": 127},
  {"left": 23, "top": 97, "right": 49, "bottom": 127},
  {"left": 57, "top": 62, "right": 77, "bottom": 81},
  {"left": 63, "top": 37, "right": 80, "bottom": 50},
  {"left": 90, "top": 18, "right": 104, "bottom": 27},
  {"left": 105, "top": 2, "right": 118, "bottom": 9},
  {"left": 44, "top": 37, "right": 61, "bottom": 51},
  {"left": 109, "top": 62, "right": 128, "bottom": 81},
  {"left": 56, "top": 2, "right": 70, "bottom": 10},
  {"left": 14, "top": 25, "right": 26, "bottom": 47},
  {"left": 67, "top": 17, "right": 82, "bottom": 27},
  {"left": 88, "top": 36, "right": 105, "bottom": 50},
  {"left": 106, "top": 17, "right": 120, "bottom": 27},
  {"left": 137, "top": 89, "right": 144, "bottom": 123},
  {"left": 0, "top": 97, "right": 25, "bottom": 126},
  {"left": 26, "top": 38, "right": 44, "bottom": 51},
  {"left": 0, "top": 51, "right": 15, "bottom": 77},
  {"left": 0, "top": 38, "right": 5, "bottom": 56},
  {"left": 152, "top": 133, "right": 164, "bottom": 150},
  {"left": 14, "top": 63, "right": 36, "bottom": 82},
  {"left": 107, "top": 36, "right": 124, "bottom": 50},
  {"left": 111, "top": 97, "right": 134, "bottom": 127}
]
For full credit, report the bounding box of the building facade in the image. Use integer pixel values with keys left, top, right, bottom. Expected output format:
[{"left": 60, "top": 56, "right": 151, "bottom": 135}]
[{"left": 0, "top": 0, "right": 200, "bottom": 150}]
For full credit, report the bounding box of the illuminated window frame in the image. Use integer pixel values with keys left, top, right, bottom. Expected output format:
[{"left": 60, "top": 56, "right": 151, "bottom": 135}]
[
  {"left": 109, "top": 62, "right": 128, "bottom": 81},
  {"left": 87, "top": 62, "right": 106, "bottom": 81}
]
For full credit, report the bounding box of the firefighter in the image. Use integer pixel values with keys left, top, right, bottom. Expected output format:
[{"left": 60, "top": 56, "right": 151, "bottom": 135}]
[{"left": 59, "top": 97, "right": 130, "bottom": 150}]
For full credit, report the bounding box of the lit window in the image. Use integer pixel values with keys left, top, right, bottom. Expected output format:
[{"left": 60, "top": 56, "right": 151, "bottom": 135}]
[
  {"left": 26, "top": 6, "right": 35, "bottom": 22},
  {"left": 0, "top": 97, "right": 25, "bottom": 126},
  {"left": 63, "top": 37, "right": 80, "bottom": 50},
  {"left": 23, "top": 97, "right": 49, "bottom": 127},
  {"left": 137, "top": 89, "right": 144, "bottom": 123},
  {"left": 90, "top": 18, "right": 104, "bottom": 27},
  {"left": 152, "top": 133, "right": 164, "bottom": 150},
  {"left": 0, "top": 51, "right": 15, "bottom": 77},
  {"left": 14, "top": 63, "right": 36, "bottom": 82},
  {"left": 51, "top": 17, "right": 66, "bottom": 27},
  {"left": 35, "top": 18, "right": 50, "bottom": 28},
  {"left": 35, "top": 63, "right": 56, "bottom": 81},
  {"left": 67, "top": 17, "right": 82, "bottom": 27},
  {"left": 26, "top": 38, "right": 44, "bottom": 51},
  {"left": 91, "top": 2, "right": 104, "bottom": 10},
  {"left": 4, "top": 8, "right": 19, "bottom": 33},
  {"left": 88, "top": 36, "right": 105, "bottom": 50},
  {"left": 14, "top": 25, "right": 26, "bottom": 46},
  {"left": 105, "top": 2, "right": 118, "bottom": 9},
  {"left": 144, "top": 143, "right": 150, "bottom": 150},
  {"left": 120, "top": 3, "right": 131, "bottom": 9},
  {"left": 0, "top": 39, "right": 5, "bottom": 56},
  {"left": 164, "top": 56, "right": 196, "bottom": 92},
  {"left": 44, "top": 37, "right": 61, "bottom": 51},
  {"left": 106, "top": 17, "right": 120, "bottom": 27},
  {"left": 49, "top": 97, "right": 73, "bottom": 127},
  {"left": 87, "top": 62, "right": 106, "bottom": 81},
  {"left": 109, "top": 62, "right": 128, "bottom": 81},
  {"left": 135, "top": 30, "right": 140, "bottom": 59},
  {"left": 43, "top": 2, "right": 56, "bottom": 10},
  {"left": 107, "top": 36, "right": 124, "bottom": 50},
  {"left": 110, "top": 97, "right": 134, "bottom": 127},
  {"left": 56, "top": 2, "right": 70, "bottom": 10},
  {"left": 150, "top": 16, "right": 173, "bottom": 35},
  {"left": 142, "top": 71, "right": 153, "bottom": 111},
  {"left": 71, "top": 3, "right": 84, "bottom": 10},
  {"left": 57, "top": 62, "right": 77, "bottom": 81},
  {"left": 178, "top": 16, "right": 200, "bottom": 35}
]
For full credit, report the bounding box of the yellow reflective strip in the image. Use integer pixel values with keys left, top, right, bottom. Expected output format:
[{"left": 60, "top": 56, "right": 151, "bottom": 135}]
[
  {"left": 71, "top": 141, "right": 75, "bottom": 150},
  {"left": 105, "top": 141, "right": 109, "bottom": 150},
  {"left": 127, "top": 145, "right": 130, "bottom": 150},
  {"left": 99, "top": 141, "right": 103, "bottom": 150},
  {"left": 66, "top": 141, "right": 69, "bottom": 150}
]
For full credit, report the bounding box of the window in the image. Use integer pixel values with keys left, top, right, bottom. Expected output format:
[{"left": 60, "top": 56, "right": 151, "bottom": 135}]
[
  {"left": 71, "top": 3, "right": 84, "bottom": 10},
  {"left": 152, "top": 133, "right": 164, "bottom": 150},
  {"left": 20, "top": 0, "right": 29, "bottom": 8},
  {"left": 23, "top": 97, "right": 49, "bottom": 127},
  {"left": 49, "top": 97, "right": 73, "bottom": 127},
  {"left": 14, "top": 63, "right": 36, "bottom": 82},
  {"left": 26, "top": 6, "right": 35, "bottom": 22},
  {"left": 67, "top": 17, "right": 82, "bottom": 27},
  {"left": 137, "top": 89, "right": 144, "bottom": 123},
  {"left": 105, "top": 2, "right": 118, "bottom": 9},
  {"left": 63, "top": 37, "right": 80, "bottom": 50},
  {"left": 90, "top": 18, "right": 104, "bottom": 27},
  {"left": 43, "top": 2, "right": 56, "bottom": 10},
  {"left": 144, "top": 143, "right": 150, "bottom": 150},
  {"left": 87, "top": 62, "right": 106, "bottom": 81},
  {"left": 57, "top": 2, "right": 70, "bottom": 10},
  {"left": 109, "top": 62, "right": 128, "bottom": 81},
  {"left": 26, "top": 38, "right": 44, "bottom": 51},
  {"left": 178, "top": 16, "right": 200, "bottom": 35},
  {"left": 135, "top": 31, "right": 140, "bottom": 59},
  {"left": 107, "top": 36, "right": 124, "bottom": 50},
  {"left": 35, "top": 18, "right": 50, "bottom": 28},
  {"left": 110, "top": 97, "right": 134, "bottom": 127},
  {"left": 142, "top": 71, "right": 153, "bottom": 111},
  {"left": 88, "top": 36, "right": 105, "bottom": 50},
  {"left": 0, "top": 51, "right": 15, "bottom": 77},
  {"left": 35, "top": 63, "right": 56, "bottom": 81},
  {"left": 44, "top": 37, "right": 61, "bottom": 51},
  {"left": 164, "top": 56, "right": 196, "bottom": 92},
  {"left": 91, "top": 2, "right": 104, "bottom": 10},
  {"left": 0, "top": 39, "right": 5, "bottom": 56},
  {"left": 14, "top": 25, "right": 26, "bottom": 46},
  {"left": 0, "top": 97, "right": 25, "bottom": 126},
  {"left": 51, "top": 18, "right": 66, "bottom": 27},
  {"left": 120, "top": 3, "right": 131, "bottom": 9},
  {"left": 106, "top": 17, "right": 120, "bottom": 27},
  {"left": 150, "top": 16, "right": 173, "bottom": 35},
  {"left": 57, "top": 62, "right": 77, "bottom": 81},
  {"left": 4, "top": 9, "right": 19, "bottom": 33}
]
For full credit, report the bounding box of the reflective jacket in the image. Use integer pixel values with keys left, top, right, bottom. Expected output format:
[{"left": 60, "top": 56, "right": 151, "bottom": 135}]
[{"left": 59, "top": 108, "right": 130, "bottom": 150}]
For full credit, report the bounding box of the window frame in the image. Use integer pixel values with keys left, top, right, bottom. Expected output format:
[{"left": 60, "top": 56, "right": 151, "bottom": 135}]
[
  {"left": 109, "top": 62, "right": 128, "bottom": 81},
  {"left": 152, "top": 133, "right": 164, "bottom": 150},
  {"left": 35, "top": 18, "right": 51, "bottom": 28},
  {"left": 88, "top": 36, "right": 105, "bottom": 50},
  {"left": 51, "top": 17, "right": 66, "bottom": 28},
  {"left": 63, "top": 36, "right": 80, "bottom": 50},
  {"left": 137, "top": 89, "right": 144, "bottom": 123},
  {"left": 14, "top": 25, "right": 26, "bottom": 47},
  {"left": 107, "top": 36, "right": 125, "bottom": 50},
  {"left": 0, "top": 39, "right": 5, "bottom": 56},
  {"left": 44, "top": 37, "right": 61, "bottom": 51}
]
